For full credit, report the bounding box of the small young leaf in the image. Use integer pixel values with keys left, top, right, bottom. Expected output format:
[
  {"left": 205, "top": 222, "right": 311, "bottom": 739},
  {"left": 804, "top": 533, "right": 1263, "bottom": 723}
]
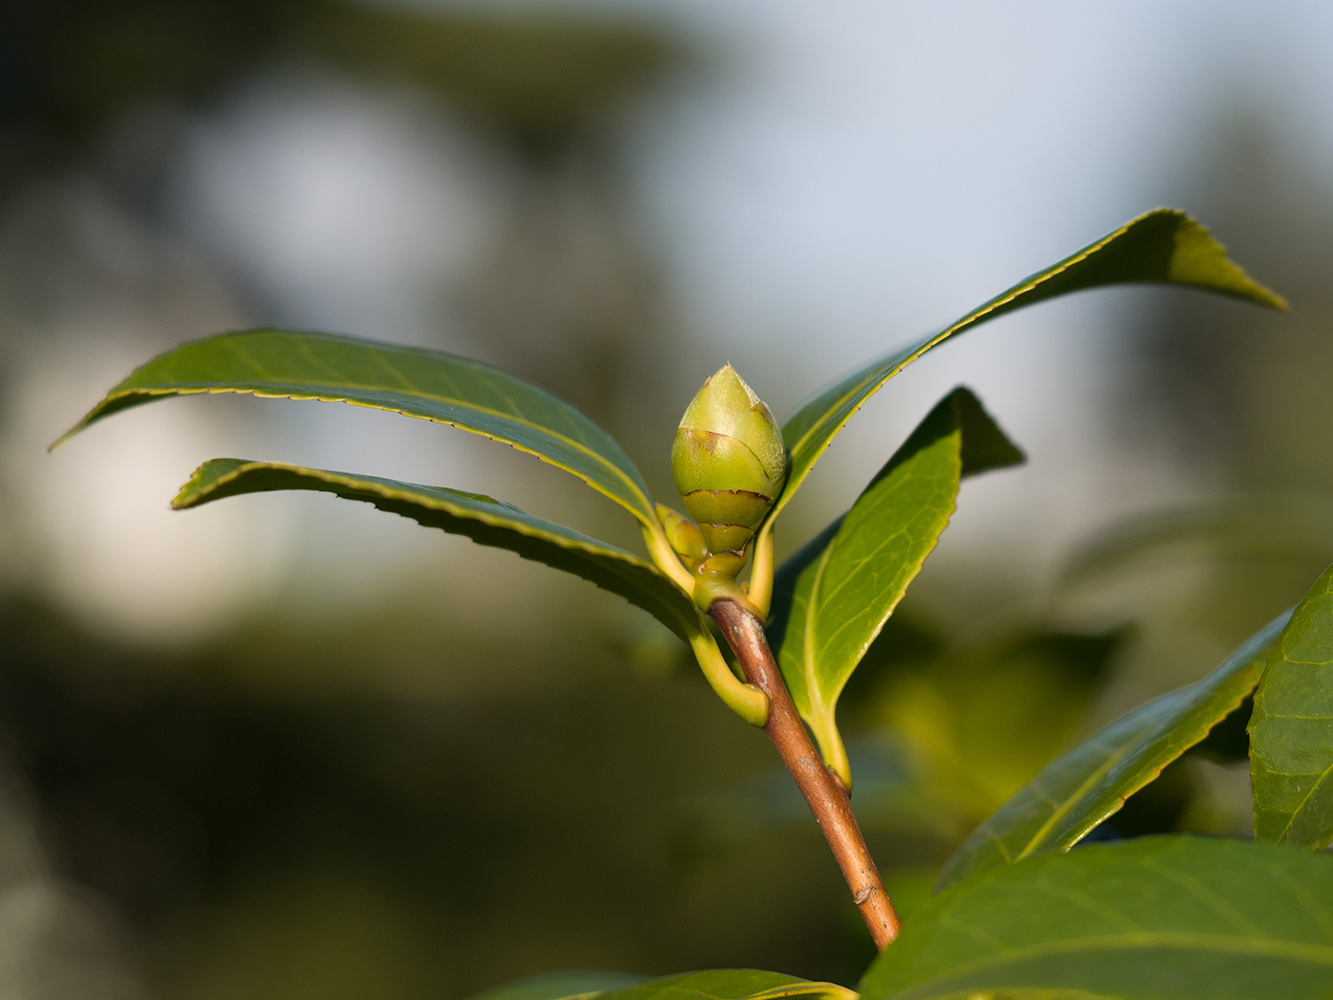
[
  {"left": 56, "top": 329, "right": 659, "bottom": 528},
  {"left": 937, "top": 611, "right": 1289, "bottom": 891},
  {"left": 771, "top": 209, "right": 1285, "bottom": 525},
  {"left": 467, "top": 972, "right": 646, "bottom": 1000},
  {"left": 767, "top": 388, "right": 1022, "bottom": 786},
  {"left": 1250, "top": 563, "right": 1333, "bottom": 848},
  {"left": 598, "top": 971, "right": 856, "bottom": 1000},
  {"left": 174, "top": 458, "right": 698, "bottom": 641},
  {"left": 862, "top": 836, "right": 1333, "bottom": 1000}
]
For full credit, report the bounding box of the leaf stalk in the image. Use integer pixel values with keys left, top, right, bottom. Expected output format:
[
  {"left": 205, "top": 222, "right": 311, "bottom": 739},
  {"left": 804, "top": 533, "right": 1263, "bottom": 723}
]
[
  {"left": 687, "top": 623, "right": 770, "bottom": 727},
  {"left": 642, "top": 523, "right": 699, "bottom": 593},
  {"left": 747, "top": 523, "right": 777, "bottom": 619}
]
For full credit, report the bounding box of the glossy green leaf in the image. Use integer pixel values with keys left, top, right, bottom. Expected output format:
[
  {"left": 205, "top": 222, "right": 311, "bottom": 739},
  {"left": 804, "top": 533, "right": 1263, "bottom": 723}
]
[
  {"left": 597, "top": 970, "right": 856, "bottom": 1000},
  {"left": 56, "top": 329, "right": 658, "bottom": 528},
  {"left": 937, "top": 611, "right": 1289, "bottom": 890},
  {"left": 863, "top": 835, "right": 1333, "bottom": 1000},
  {"left": 468, "top": 972, "right": 646, "bottom": 1000},
  {"left": 771, "top": 209, "right": 1286, "bottom": 524},
  {"left": 173, "top": 458, "right": 699, "bottom": 641},
  {"left": 1250, "top": 563, "right": 1333, "bottom": 848},
  {"left": 768, "top": 388, "right": 1022, "bottom": 786}
]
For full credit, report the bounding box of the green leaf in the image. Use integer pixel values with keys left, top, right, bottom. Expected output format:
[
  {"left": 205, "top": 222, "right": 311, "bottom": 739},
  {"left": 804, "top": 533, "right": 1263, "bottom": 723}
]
[
  {"left": 173, "top": 458, "right": 699, "bottom": 641},
  {"left": 597, "top": 970, "right": 856, "bottom": 1000},
  {"left": 936, "top": 611, "right": 1290, "bottom": 891},
  {"left": 1250, "top": 563, "right": 1333, "bottom": 848},
  {"left": 768, "top": 387, "right": 1022, "bottom": 786},
  {"left": 772, "top": 209, "right": 1286, "bottom": 524},
  {"left": 468, "top": 972, "right": 647, "bottom": 1000},
  {"left": 862, "top": 835, "right": 1333, "bottom": 1000},
  {"left": 55, "top": 329, "right": 658, "bottom": 528}
]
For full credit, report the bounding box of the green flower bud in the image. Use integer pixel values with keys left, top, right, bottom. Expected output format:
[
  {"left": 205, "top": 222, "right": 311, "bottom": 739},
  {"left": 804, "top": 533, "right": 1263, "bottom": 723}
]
[
  {"left": 656, "top": 503, "right": 709, "bottom": 572},
  {"left": 671, "top": 364, "right": 787, "bottom": 554},
  {"left": 697, "top": 546, "right": 749, "bottom": 579}
]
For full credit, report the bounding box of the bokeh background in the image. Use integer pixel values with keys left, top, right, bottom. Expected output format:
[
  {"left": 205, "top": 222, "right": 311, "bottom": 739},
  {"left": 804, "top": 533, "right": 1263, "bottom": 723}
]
[{"left": 2, "top": 1, "right": 1333, "bottom": 997}]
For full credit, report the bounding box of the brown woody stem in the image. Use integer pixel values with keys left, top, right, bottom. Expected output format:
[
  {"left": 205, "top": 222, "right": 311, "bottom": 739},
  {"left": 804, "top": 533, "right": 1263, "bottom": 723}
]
[{"left": 709, "top": 598, "right": 900, "bottom": 951}]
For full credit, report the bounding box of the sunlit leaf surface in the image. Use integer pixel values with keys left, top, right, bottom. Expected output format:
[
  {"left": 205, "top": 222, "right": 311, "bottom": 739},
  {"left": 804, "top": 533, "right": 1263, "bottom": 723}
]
[
  {"left": 772, "top": 209, "right": 1286, "bottom": 523},
  {"left": 768, "top": 388, "right": 1022, "bottom": 785},
  {"left": 1251, "top": 564, "right": 1333, "bottom": 848},
  {"left": 937, "top": 612, "right": 1289, "bottom": 890},
  {"left": 864, "top": 836, "right": 1333, "bottom": 1000},
  {"left": 173, "top": 458, "right": 698, "bottom": 640},
  {"left": 57, "top": 329, "right": 658, "bottom": 527}
]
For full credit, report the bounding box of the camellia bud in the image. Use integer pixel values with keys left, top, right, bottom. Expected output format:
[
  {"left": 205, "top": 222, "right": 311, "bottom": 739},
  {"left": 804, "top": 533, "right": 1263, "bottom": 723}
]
[
  {"left": 656, "top": 503, "right": 709, "bottom": 573},
  {"left": 671, "top": 364, "right": 787, "bottom": 555}
]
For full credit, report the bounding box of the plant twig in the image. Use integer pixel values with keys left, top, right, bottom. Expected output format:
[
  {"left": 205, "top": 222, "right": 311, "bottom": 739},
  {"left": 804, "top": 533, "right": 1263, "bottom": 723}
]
[{"left": 709, "top": 598, "right": 900, "bottom": 950}]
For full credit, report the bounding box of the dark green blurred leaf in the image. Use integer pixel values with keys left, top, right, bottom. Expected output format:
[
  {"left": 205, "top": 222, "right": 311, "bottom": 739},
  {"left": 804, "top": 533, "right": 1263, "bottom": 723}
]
[
  {"left": 838, "top": 614, "right": 948, "bottom": 702},
  {"left": 863, "top": 836, "right": 1333, "bottom": 1000},
  {"left": 2, "top": 0, "right": 676, "bottom": 189},
  {"left": 936, "top": 611, "right": 1288, "bottom": 890},
  {"left": 598, "top": 970, "right": 855, "bottom": 1000},
  {"left": 469, "top": 971, "right": 646, "bottom": 1000},
  {"left": 310, "top": 6, "right": 678, "bottom": 148},
  {"left": 56, "top": 329, "right": 659, "bottom": 528},
  {"left": 1250, "top": 563, "right": 1333, "bottom": 848},
  {"left": 772, "top": 209, "right": 1285, "bottom": 524},
  {"left": 996, "top": 628, "right": 1128, "bottom": 691},
  {"left": 2, "top": 0, "right": 299, "bottom": 151},
  {"left": 686, "top": 734, "right": 951, "bottom": 848},
  {"left": 768, "top": 387, "right": 1021, "bottom": 785},
  {"left": 1063, "top": 495, "right": 1333, "bottom": 586},
  {"left": 172, "top": 458, "right": 698, "bottom": 641}
]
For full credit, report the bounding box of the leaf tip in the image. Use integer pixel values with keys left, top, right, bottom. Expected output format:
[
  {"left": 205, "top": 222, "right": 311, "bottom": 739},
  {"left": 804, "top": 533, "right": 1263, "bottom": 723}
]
[
  {"left": 48, "top": 410, "right": 99, "bottom": 452},
  {"left": 1159, "top": 208, "right": 1289, "bottom": 311},
  {"left": 170, "top": 468, "right": 208, "bottom": 510},
  {"left": 171, "top": 458, "right": 246, "bottom": 510},
  {"left": 47, "top": 428, "right": 77, "bottom": 454},
  {"left": 949, "top": 387, "right": 1026, "bottom": 477}
]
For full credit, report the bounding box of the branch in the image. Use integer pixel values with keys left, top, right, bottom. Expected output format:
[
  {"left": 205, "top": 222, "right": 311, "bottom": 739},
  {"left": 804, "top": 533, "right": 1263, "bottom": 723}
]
[{"left": 709, "top": 598, "right": 900, "bottom": 950}]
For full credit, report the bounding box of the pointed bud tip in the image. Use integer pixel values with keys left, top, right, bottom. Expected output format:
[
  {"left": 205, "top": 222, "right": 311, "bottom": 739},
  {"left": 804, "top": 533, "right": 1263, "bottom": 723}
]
[
  {"left": 710, "top": 363, "right": 761, "bottom": 407},
  {"left": 680, "top": 364, "right": 753, "bottom": 435}
]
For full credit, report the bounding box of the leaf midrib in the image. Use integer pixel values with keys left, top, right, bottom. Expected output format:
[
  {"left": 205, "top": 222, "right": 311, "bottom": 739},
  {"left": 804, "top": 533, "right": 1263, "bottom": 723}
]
[
  {"left": 1274, "top": 763, "right": 1333, "bottom": 843},
  {"left": 1016, "top": 657, "right": 1262, "bottom": 859},
  {"left": 814, "top": 486, "right": 955, "bottom": 656},
  {"left": 800, "top": 542, "right": 836, "bottom": 714},
  {"left": 1015, "top": 709, "right": 1173, "bottom": 859},
  {"left": 798, "top": 444, "right": 959, "bottom": 699},
  {"left": 1259, "top": 621, "right": 1333, "bottom": 844}
]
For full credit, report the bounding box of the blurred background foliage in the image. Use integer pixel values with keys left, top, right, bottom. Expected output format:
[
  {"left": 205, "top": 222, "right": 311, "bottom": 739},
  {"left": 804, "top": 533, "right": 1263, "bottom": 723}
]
[{"left": 2, "top": 1, "right": 1333, "bottom": 998}]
